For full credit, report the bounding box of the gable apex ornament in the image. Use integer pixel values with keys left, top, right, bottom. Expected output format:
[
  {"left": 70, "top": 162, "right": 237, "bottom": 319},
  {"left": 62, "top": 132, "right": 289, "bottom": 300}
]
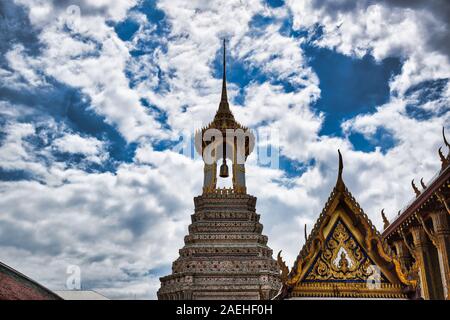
[{"left": 336, "top": 149, "right": 345, "bottom": 191}]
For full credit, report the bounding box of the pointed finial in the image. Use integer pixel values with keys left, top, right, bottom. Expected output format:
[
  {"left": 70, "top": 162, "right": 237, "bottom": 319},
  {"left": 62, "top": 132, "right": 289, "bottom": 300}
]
[
  {"left": 336, "top": 149, "right": 345, "bottom": 191},
  {"left": 420, "top": 178, "right": 427, "bottom": 190},
  {"left": 411, "top": 179, "right": 421, "bottom": 197},
  {"left": 221, "top": 38, "right": 228, "bottom": 103},
  {"left": 443, "top": 127, "right": 450, "bottom": 149},
  {"left": 381, "top": 209, "right": 390, "bottom": 230},
  {"left": 338, "top": 149, "right": 343, "bottom": 176},
  {"left": 439, "top": 147, "right": 447, "bottom": 163},
  {"left": 214, "top": 39, "right": 233, "bottom": 121}
]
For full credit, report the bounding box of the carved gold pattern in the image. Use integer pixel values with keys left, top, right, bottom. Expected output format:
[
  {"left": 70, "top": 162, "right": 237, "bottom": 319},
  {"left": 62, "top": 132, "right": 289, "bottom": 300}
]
[
  {"left": 291, "top": 282, "right": 405, "bottom": 298},
  {"left": 278, "top": 152, "right": 416, "bottom": 299},
  {"left": 416, "top": 214, "right": 438, "bottom": 249},
  {"left": 202, "top": 186, "right": 246, "bottom": 195},
  {"left": 304, "top": 220, "right": 378, "bottom": 282},
  {"left": 435, "top": 191, "right": 450, "bottom": 216}
]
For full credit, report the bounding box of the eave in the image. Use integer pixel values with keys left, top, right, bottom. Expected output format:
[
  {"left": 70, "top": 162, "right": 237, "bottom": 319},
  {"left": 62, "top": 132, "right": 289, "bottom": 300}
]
[{"left": 382, "top": 164, "right": 450, "bottom": 239}]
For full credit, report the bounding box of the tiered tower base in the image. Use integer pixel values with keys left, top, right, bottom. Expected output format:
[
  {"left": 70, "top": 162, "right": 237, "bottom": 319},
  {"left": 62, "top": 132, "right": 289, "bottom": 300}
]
[{"left": 158, "top": 192, "right": 281, "bottom": 300}]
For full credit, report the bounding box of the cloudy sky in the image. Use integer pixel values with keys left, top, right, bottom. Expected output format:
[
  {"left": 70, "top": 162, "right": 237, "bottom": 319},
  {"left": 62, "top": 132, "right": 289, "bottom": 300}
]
[{"left": 0, "top": 0, "right": 449, "bottom": 299}]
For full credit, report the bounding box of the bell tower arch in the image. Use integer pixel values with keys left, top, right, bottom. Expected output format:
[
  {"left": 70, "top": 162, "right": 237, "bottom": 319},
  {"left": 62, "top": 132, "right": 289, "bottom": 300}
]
[{"left": 194, "top": 39, "right": 255, "bottom": 194}]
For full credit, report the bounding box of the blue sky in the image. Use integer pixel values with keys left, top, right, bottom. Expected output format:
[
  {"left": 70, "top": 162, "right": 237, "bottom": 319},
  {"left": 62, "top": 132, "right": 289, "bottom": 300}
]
[{"left": 0, "top": 0, "right": 449, "bottom": 299}]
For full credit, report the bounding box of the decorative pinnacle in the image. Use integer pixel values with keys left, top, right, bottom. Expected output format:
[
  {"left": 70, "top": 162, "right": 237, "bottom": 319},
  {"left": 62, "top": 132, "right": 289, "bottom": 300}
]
[
  {"left": 336, "top": 149, "right": 345, "bottom": 191},
  {"left": 443, "top": 127, "right": 450, "bottom": 149},
  {"left": 411, "top": 179, "right": 421, "bottom": 197},
  {"left": 214, "top": 38, "right": 234, "bottom": 122},
  {"left": 221, "top": 38, "right": 228, "bottom": 103},
  {"left": 381, "top": 209, "right": 390, "bottom": 230},
  {"left": 439, "top": 127, "right": 450, "bottom": 171},
  {"left": 420, "top": 178, "right": 427, "bottom": 190}
]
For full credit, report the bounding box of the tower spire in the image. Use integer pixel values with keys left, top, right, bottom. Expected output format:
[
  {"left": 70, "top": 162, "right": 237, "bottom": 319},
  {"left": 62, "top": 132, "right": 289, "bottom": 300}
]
[
  {"left": 221, "top": 38, "right": 228, "bottom": 103},
  {"left": 215, "top": 39, "right": 232, "bottom": 118}
]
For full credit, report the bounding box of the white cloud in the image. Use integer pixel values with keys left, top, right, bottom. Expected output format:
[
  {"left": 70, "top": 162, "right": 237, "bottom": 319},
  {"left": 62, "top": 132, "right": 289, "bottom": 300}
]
[
  {"left": 0, "top": 122, "right": 35, "bottom": 162},
  {"left": 14, "top": 0, "right": 138, "bottom": 26},
  {"left": 10, "top": 0, "right": 165, "bottom": 143},
  {"left": 0, "top": 122, "right": 50, "bottom": 178},
  {"left": 4, "top": 44, "right": 47, "bottom": 88},
  {"left": 52, "top": 133, "right": 106, "bottom": 163},
  {"left": 236, "top": 22, "right": 315, "bottom": 86},
  {"left": 286, "top": 0, "right": 450, "bottom": 94},
  {"left": 0, "top": 147, "right": 202, "bottom": 299}
]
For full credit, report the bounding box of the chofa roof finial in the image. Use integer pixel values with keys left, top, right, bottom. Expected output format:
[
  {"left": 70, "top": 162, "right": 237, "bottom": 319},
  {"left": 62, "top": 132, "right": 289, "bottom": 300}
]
[
  {"left": 443, "top": 127, "right": 450, "bottom": 149},
  {"left": 420, "top": 178, "right": 427, "bottom": 190},
  {"left": 437, "top": 127, "right": 450, "bottom": 170},
  {"left": 438, "top": 147, "right": 448, "bottom": 166},
  {"left": 381, "top": 209, "right": 390, "bottom": 230},
  {"left": 441, "top": 127, "right": 450, "bottom": 169},
  {"left": 411, "top": 179, "right": 421, "bottom": 197},
  {"left": 336, "top": 149, "right": 345, "bottom": 191}
]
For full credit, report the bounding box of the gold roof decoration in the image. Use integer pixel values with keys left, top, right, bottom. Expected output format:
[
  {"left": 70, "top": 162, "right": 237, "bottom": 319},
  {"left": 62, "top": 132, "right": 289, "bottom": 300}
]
[
  {"left": 194, "top": 40, "right": 254, "bottom": 159},
  {"left": 420, "top": 178, "right": 427, "bottom": 189},
  {"left": 277, "top": 151, "right": 416, "bottom": 299},
  {"left": 439, "top": 127, "right": 450, "bottom": 170},
  {"left": 411, "top": 179, "right": 421, "bottom": 197},
  {"left": 383, "top": 127, "right": 450, "bottom": 240},
  {"left": 381, "top": 209, "right": 390, "bottom": 230}
]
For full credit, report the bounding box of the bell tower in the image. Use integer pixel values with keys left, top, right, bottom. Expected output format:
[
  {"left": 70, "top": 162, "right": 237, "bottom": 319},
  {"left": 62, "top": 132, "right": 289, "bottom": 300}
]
[
  {"left": 195, "top": 39, "right": 254, "bottom": 195},
  {"left": 158, "top": 40, "right": 281, "bottom": 300}
]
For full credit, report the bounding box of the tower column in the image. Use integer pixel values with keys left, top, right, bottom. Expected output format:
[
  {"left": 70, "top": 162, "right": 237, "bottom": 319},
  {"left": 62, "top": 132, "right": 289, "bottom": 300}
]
[
  {"left": 232, "top": 163, "right": 246, "bottom": 193},
  {"left": 431, "top": 210, "right": 450, "bottom": 299},
  {"left": 203, "top": 163, "right": 217, "bottom": 193}
]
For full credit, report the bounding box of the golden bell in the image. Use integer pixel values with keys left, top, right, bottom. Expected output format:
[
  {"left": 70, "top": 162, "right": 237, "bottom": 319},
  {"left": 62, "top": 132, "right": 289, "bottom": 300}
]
[{"left": 219, "top": 160, "right": 229, "bottom": 178}]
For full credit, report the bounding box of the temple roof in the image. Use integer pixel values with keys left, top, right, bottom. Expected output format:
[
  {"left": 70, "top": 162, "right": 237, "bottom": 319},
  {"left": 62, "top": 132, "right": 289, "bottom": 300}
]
[
  {"left": 277, "top": 151, "right": 415, "bottom": 299},
  {"left": 290, "top": 151, "right": 381, "bottom": 272},
  {"left": 383, "top": 127, "right": 450, "bottom": 239}
]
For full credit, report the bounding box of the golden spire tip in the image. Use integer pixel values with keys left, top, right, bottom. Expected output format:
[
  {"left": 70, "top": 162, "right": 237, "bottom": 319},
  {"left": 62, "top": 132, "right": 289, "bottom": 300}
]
[
  {"left": 336, "top": 149, "right": 345, "bottom": 191},
  {"left": 443, "top": 127, "right": 450, "bottom": 148}
]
